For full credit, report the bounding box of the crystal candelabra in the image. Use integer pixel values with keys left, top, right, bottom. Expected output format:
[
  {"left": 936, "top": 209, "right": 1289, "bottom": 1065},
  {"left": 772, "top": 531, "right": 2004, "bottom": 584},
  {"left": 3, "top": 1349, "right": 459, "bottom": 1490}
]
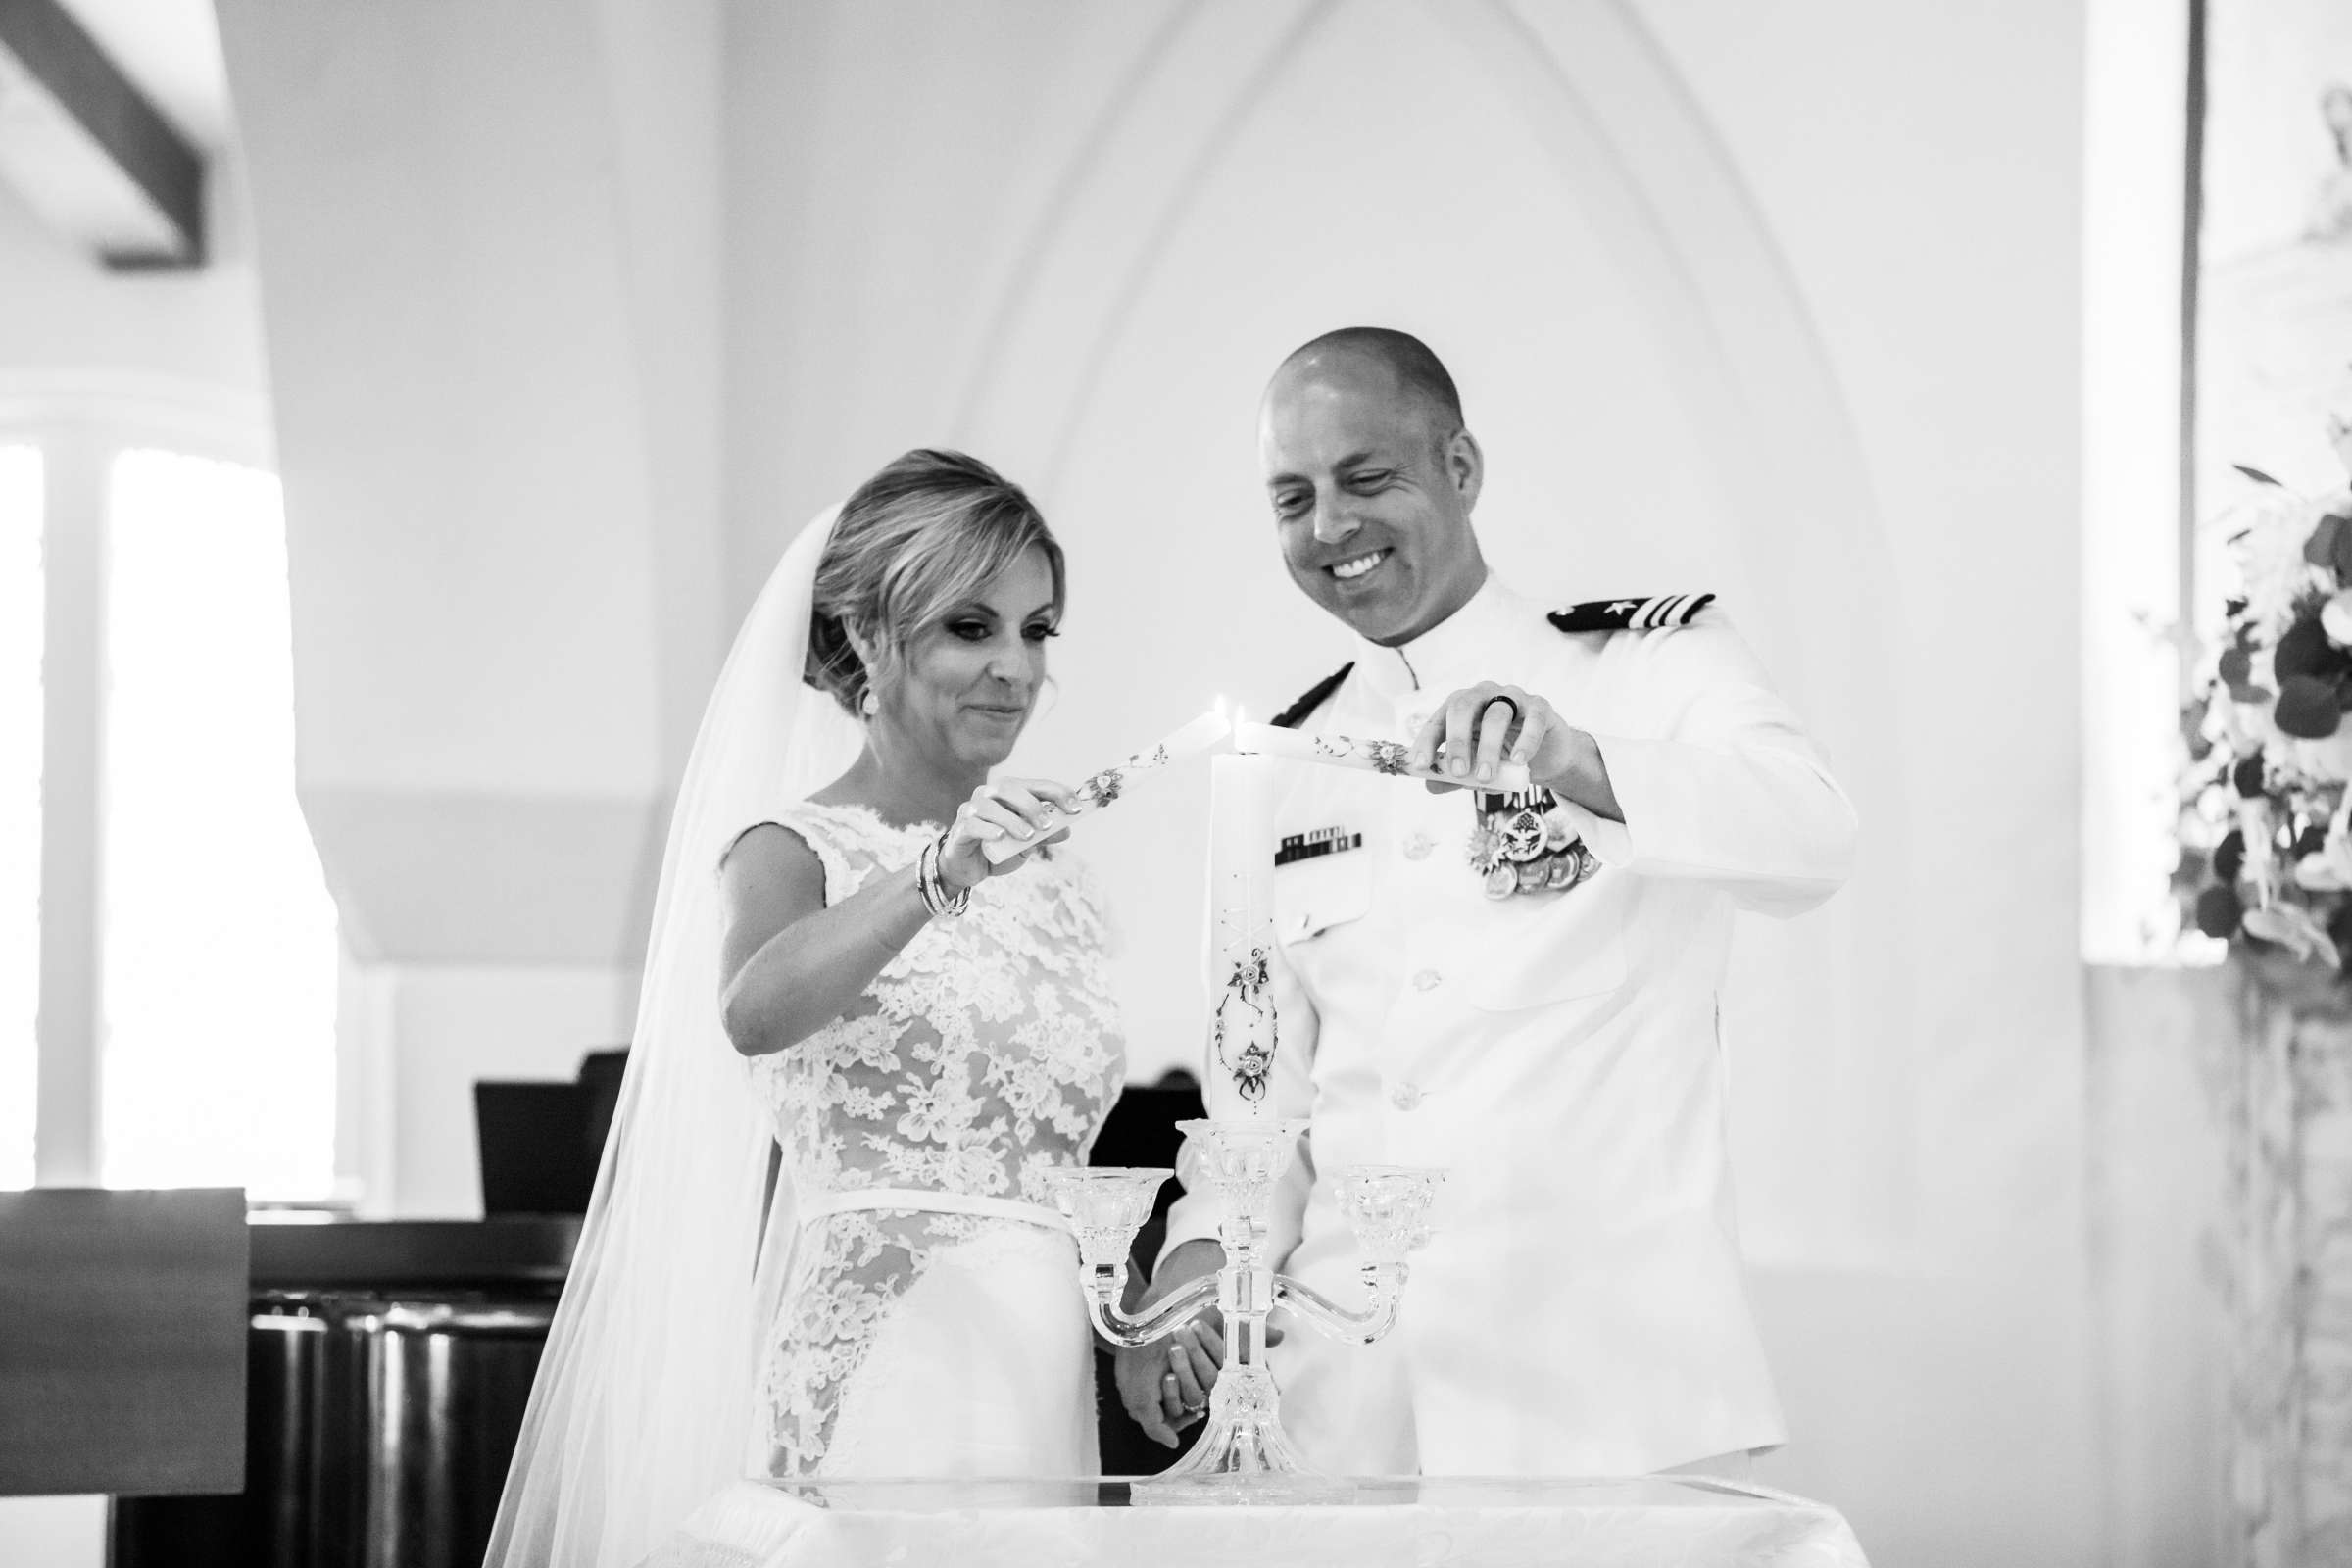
[{"left": 1050, "top": 1119, "right": 1445, "bottom": 1502}]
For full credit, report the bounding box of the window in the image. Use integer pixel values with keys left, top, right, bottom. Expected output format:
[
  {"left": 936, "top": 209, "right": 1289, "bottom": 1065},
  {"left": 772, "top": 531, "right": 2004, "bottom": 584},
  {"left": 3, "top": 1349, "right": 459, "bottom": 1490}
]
[
  {"left": 2081, "top": 1, "right": 2196, "bottom": 962},
  {"left": 98, "top": 452, "right": 338, "bottom": 1198},
  {"left": 0, "top": 447, "right": 40, "bottom": 1189},
  {"left": 1, "top": 428, "right": 338, "bottom": 1199}
]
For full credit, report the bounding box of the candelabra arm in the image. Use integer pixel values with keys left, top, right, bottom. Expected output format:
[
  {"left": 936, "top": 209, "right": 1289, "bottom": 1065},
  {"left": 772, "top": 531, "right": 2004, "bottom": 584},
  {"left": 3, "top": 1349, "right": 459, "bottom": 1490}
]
[
  {"left": 1271, "top": 1262, "right": 1407, "bottom": 1346},
  {"left": 1079, "top": 1264, "right": 1222, "bottom": 1349}
]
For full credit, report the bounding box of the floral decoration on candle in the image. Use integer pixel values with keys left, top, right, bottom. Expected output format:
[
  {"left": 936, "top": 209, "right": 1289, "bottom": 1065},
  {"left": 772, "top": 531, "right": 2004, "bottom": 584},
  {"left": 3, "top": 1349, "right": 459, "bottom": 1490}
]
[
  {"left": 1213, "top": 945, "right": 1277, "bottom": 1103},
  {"left": 1234, "top": 722, "right": 1532, "bottom": 793}
]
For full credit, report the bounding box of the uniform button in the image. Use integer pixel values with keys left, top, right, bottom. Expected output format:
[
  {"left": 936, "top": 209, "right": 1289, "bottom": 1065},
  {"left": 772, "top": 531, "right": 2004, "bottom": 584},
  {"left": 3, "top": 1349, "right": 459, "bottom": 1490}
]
[
  {"left": 1412, "top": 969, "right": 1441, "bottom": 991},
  {"left": 1402, "top": 833, "right": 1434, "bottom": 860},
  {"left": 1391, "top": 1083, "right": 1424, "bottom": 1111}
]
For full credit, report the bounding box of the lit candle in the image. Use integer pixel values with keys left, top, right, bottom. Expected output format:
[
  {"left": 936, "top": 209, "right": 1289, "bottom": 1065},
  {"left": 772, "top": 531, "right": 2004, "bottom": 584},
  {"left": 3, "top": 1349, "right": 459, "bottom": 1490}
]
[
  {"left": 1206, "top": 740, "right": 1280, "bottom": 1113},
  {"left": 982, "top": 707, "right": 1230, "bottom": 864},
  {"left": 1231, "top": 720, "right": 1532, "bottom": 794}
]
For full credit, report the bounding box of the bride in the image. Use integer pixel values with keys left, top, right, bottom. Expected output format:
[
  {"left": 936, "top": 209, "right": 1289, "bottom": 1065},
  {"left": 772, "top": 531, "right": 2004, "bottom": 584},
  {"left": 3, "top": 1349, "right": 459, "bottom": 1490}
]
[{"left": 487, "top": 450, "right": 1127, "bottom": 1567}]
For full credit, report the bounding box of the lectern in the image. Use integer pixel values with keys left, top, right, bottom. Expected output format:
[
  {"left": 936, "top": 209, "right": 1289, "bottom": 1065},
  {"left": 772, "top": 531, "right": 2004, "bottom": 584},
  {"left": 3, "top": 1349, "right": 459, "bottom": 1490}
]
[{"left": 0, "top": 1188, "right": 248, "bottom": 1496}]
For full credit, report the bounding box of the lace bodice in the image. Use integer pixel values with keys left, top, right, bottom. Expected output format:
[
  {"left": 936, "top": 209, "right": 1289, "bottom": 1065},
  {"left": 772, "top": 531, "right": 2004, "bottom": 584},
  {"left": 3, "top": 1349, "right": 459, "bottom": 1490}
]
[
  {"left": 745, "top": 801, "right": 1125, "bottom": 1476},
  {"left": 748, "top": 801, "right": 1124, "bottom": 1205}
]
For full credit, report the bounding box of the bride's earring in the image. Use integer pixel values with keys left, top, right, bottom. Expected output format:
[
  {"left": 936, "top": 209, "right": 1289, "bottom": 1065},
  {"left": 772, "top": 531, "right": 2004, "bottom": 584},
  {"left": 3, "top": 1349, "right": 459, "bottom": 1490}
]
[{"left": 846, "top": 629, "right": 882, "bottom": 721}]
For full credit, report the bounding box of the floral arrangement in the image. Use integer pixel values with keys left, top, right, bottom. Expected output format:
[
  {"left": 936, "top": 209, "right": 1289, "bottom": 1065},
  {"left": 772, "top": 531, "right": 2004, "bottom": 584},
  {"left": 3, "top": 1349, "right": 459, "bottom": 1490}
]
[{"left": 2178, "top": 430, "right": 2352, "bottom": 970}]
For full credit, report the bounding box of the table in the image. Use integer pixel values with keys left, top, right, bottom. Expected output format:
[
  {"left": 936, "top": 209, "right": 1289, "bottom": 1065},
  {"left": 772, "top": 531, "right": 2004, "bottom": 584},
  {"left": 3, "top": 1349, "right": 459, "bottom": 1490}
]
[
  {"left": 646, "top": 1476, "right": 1872, "bottom": 1568},
  {"left": 109, "top": 1215, "right": 577, "bottom": 1568}
]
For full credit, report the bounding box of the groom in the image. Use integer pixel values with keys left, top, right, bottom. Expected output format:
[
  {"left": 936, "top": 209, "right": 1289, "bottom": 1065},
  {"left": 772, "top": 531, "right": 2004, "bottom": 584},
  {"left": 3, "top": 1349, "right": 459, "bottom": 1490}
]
[{"left": 1116, "top": 327, "right": 1857, "bottom": 1476}]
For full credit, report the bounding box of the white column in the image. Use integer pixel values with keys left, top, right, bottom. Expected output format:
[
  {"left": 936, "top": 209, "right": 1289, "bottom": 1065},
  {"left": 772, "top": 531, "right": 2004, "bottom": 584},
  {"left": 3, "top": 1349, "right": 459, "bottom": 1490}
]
[{"left": 33, "top": 423, "right": 103, "bottom": 1187}]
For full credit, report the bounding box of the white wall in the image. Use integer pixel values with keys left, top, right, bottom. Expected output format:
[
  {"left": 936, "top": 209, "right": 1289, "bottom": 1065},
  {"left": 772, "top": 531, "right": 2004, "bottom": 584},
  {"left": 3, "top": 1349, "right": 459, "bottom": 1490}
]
[
  {"left": 2086, "top": 965, "right": 2232, "bottom": 1566},
  {"left": 0, "top": 162, "right": 264, "bottom": 400},
  {"left": 214, "top": 0, "right": 743, "bottom": 956},
  {"left": 361, "top": 964, "right": 635, "bottom": 1219},
  {"left": 215, "top": 0, "right": 731, "bottom": 1220}
]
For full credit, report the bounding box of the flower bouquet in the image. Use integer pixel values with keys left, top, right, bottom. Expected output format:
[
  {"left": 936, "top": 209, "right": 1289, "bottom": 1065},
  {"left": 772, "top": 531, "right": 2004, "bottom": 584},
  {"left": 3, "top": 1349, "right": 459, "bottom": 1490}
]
[{"left": 2178, "top": 429, "right": 2352, "bottom": 974}]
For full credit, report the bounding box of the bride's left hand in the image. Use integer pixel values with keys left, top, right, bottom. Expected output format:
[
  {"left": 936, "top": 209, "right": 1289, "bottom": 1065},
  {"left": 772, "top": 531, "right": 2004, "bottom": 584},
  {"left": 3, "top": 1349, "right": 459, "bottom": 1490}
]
[{"left": 1117, "top": 1320, "right": 1221, "bottom": 1446}]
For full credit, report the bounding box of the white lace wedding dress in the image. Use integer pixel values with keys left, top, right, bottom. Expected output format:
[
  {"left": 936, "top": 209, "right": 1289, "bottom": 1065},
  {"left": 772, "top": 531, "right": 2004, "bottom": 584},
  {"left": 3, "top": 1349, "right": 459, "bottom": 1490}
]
[{"left": 745, "top": 800, "right": 1125, "bottom": 1480}]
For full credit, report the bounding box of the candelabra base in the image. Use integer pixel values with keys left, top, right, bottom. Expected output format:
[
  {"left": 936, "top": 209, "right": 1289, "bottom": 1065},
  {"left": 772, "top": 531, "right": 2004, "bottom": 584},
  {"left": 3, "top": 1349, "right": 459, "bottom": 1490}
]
[{"left": 1129, "top": 1367, "right": 1357, "bottom": 1506}]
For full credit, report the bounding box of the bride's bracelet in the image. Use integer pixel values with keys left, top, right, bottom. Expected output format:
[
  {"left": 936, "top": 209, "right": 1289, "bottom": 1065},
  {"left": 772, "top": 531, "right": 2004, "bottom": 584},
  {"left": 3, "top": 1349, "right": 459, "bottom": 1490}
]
[{"left": 916, "top": 832, "right": 971, "bottom": 919}]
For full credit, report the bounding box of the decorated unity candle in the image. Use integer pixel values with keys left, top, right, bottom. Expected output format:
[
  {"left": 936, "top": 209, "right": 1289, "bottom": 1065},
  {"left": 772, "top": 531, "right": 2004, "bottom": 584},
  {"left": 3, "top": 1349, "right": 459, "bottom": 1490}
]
[
  {"left": 1206, "top": 751, "right": 1279, "bottom": 1112},
  {"left": 1231, "top": 720, "right": 1532, "bottom": 794}
]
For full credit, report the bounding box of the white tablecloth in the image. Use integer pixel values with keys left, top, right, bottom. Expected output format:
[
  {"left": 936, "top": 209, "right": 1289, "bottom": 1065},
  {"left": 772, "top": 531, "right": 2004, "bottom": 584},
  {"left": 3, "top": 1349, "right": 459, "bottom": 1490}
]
[{"left": 644, "top": 1476, "right": 1871, "bottom": 1568}]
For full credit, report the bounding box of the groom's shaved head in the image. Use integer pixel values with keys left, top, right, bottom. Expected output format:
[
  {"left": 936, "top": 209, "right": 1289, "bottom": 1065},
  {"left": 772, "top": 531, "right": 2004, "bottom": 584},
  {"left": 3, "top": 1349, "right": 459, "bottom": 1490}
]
[
  {"left": 1259, "top": 326, "right": 1488, "bottom": 646},
  {"left": 1268, "top": 327, "right": 1464, "bottom": 439}
]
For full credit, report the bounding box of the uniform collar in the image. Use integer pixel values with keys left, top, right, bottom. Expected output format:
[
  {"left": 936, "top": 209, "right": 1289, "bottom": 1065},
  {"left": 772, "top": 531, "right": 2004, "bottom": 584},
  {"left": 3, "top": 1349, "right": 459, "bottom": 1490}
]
[{"left": 1355, "top": 574, "right": 1529, "bottom": 701}]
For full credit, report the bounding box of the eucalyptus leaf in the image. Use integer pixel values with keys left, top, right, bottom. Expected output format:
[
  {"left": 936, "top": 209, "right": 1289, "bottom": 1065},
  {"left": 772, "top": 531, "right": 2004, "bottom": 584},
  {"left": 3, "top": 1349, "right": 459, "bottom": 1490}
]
[
  {"left": 2278, "top": 675, "right": 2342, "bottom": 738},
  {"left": 2217, "top": 829, "right": 2247, "bottom": 883},
  {"left": 2276, "top": 617, "right": 2330, "bottom": 680},
  {"left": 2308, "top": 513, "right": 2346, "bottom": 567},
  {"left": 2195, "top": 883, "right": 2244, "bottom": 939}
]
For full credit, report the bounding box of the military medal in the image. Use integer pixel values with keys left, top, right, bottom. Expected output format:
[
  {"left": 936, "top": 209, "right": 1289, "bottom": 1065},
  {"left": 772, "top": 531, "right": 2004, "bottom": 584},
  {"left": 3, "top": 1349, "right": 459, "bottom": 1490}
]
[
  {"left": 1499, "top": 802, "right": 1546, "bottom": 861},
  {"left": 1466, "top": 788, "right": 1593, "bottom": 900}
]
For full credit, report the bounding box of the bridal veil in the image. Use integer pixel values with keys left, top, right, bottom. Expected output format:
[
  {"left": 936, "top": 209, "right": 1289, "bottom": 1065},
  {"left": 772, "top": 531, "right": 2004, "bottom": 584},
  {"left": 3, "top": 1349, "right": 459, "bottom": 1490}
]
[{"left": 486, "top": 509, "right": 862, "bottom": 1568}]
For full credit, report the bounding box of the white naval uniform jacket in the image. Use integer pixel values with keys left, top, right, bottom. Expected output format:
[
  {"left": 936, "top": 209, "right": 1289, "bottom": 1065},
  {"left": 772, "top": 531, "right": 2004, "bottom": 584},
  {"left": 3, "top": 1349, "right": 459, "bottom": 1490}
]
[{"left": 1160, "top": 577, "right": 1857, "bottom": 1477}]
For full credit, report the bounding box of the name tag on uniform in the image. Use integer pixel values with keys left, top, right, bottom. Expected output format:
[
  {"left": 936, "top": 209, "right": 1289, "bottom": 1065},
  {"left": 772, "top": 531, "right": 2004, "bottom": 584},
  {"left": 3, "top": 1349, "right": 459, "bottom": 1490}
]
[
  {"left": 1273, "top": 825, "right": 1362, "bottom": 868},
  {"left": 1273, "top": 824, "right": 1374, "bottom": 941}
]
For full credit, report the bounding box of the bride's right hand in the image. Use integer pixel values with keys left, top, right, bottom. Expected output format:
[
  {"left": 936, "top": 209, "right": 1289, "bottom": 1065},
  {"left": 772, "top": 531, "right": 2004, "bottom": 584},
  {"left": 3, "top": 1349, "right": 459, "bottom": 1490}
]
[{"left": 938, "top": 777, "right": 1076, "bottom": 892}]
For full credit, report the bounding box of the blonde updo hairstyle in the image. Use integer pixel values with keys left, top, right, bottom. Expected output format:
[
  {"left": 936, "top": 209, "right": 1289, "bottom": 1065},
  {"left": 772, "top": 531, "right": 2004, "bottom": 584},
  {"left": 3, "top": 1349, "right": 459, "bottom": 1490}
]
[{"left": 805, "top": 449, "right": 1066, "bottom": 717}]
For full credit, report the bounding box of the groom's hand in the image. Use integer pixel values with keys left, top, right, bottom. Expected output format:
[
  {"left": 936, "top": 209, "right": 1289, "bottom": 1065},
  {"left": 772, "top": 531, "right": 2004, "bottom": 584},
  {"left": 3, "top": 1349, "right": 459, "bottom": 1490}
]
[
  {"left": 1409, "top": 681, "right": 1622, "bottom": 820},
  {"left": 1113, "top": 1240, "right": 1278, "bottom": 1448}
]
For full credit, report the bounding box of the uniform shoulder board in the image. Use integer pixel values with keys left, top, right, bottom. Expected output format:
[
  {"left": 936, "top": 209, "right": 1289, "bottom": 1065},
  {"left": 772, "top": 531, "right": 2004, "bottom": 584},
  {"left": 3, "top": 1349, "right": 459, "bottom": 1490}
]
[
  {"left": 1271, "top": 662, "right": 1354, "bottom": 730},
  {"left": 1546, "top": 592, "right": 1716, "bottom": 634}
]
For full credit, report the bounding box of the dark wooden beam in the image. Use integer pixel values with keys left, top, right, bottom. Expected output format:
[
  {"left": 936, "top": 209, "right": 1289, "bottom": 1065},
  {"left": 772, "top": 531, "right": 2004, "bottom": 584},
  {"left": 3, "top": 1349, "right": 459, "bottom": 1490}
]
[{"left": 0, "top": 0, "right": 205, "bottom": 266}]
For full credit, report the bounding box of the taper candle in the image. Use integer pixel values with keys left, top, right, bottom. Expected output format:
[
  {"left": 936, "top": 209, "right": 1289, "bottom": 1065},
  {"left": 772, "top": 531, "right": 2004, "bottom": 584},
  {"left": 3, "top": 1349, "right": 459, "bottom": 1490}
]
[{"left": 1231, "top": 720, "right": 1533, "bottom": 793}]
